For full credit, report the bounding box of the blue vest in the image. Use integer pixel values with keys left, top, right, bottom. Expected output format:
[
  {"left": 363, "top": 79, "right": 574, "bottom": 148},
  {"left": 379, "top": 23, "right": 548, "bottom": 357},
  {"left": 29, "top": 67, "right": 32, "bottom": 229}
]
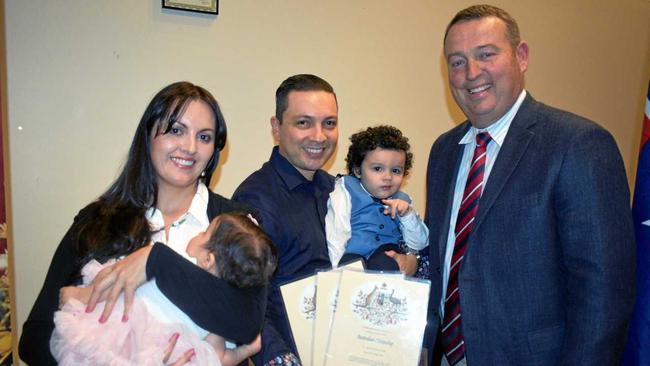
[{"left": 344, "top": 176, "right": 410, "bottom": 258}]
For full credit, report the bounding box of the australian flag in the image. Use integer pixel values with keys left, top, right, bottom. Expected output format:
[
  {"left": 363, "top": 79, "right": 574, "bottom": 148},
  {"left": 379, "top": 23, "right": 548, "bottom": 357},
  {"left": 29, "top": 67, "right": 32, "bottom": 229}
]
[{"left": 622, "top": 81, "right": 650, "bottom": 366}]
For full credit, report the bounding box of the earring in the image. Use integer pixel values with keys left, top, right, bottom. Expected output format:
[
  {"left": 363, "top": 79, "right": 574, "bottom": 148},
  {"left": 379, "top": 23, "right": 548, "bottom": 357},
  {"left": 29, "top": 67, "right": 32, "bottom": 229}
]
[{"left": 201, "top": 171, "right": 206, "bottom": 177}]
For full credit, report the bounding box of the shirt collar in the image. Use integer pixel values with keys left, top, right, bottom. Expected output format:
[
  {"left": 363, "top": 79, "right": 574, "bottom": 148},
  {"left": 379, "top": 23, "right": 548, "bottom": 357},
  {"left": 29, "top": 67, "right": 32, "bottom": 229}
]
[
  {"left": 459, "top": 89, "right": 527, "bottom": 147},
  {"left": 187, "top": 182, "right": 210, "bottom": 227},
  {"left": 270, "top": 145, "right": 329, "bottom": 191},
  {"left": 145, "top": 182, "right": 210, "bottom": 229}
]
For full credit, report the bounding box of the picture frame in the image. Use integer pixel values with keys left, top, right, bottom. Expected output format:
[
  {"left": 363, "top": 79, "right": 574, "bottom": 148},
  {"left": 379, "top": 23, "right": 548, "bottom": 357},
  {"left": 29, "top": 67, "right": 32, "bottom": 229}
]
[{"left": 162, "top": 0, "right": 218, "bottom": 15}]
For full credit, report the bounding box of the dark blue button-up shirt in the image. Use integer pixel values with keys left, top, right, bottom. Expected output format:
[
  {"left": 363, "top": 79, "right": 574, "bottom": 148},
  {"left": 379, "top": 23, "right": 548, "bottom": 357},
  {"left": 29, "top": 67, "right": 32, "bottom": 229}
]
[{"left": 232, "top": 146, "right": 333, "bottom": 363}]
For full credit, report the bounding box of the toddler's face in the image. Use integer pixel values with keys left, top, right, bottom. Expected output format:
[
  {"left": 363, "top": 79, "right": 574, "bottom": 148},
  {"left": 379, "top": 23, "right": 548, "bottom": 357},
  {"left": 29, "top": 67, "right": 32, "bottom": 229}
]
[
  {"left": 185, "top": 219, "right": 219, "bottom": 272},
  {"left": 358, "top": 148, "right": 406, "bottom": 199}
]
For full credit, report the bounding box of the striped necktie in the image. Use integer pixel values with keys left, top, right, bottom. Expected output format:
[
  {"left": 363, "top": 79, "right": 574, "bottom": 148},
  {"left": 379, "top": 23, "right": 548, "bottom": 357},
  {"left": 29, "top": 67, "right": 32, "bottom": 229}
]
[{"left": 441, "top": 132, "right": 492, "bottom": 365}]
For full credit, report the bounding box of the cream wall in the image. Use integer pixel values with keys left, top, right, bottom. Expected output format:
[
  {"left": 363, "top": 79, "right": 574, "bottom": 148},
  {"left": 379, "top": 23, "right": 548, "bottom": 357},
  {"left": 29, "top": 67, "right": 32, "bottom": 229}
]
[{"left": 3, "top": 0, "right": 649, "bottom": 361}]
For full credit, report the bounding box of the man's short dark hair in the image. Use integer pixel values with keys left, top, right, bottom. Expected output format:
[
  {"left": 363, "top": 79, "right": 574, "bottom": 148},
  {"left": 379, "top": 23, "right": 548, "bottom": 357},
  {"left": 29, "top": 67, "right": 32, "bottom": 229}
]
[
  {"left": 444, "top": 4, "right": 521, "bottom": 48},
  {"left": 275, "top": 74, "right": 336, "bottom": 123}
]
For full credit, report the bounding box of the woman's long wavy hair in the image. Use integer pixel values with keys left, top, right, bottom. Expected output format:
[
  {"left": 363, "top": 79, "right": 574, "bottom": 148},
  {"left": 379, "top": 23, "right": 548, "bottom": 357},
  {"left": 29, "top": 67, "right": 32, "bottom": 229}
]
[{"left": 76, "top": 82, "right": 227, "bottom": 265}]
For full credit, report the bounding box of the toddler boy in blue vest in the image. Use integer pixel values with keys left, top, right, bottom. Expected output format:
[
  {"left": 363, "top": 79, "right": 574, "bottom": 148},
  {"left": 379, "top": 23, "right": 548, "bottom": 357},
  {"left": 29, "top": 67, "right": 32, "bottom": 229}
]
[{"left": 325, "top": 125, "right": 428, "bottom": 276}]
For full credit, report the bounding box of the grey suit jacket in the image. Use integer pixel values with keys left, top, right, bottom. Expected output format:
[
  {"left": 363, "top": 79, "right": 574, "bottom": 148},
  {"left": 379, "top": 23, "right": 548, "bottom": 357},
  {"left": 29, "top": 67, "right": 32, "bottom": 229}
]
[{"left": 425, "top": 94, "right": 636, "bottom": 366}]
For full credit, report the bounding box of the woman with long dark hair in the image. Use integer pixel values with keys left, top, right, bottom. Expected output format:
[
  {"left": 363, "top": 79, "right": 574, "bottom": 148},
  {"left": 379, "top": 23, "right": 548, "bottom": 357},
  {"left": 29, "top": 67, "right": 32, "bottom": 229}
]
[{"left": 19, "top": 82, "right": 266, "bottom": 365}]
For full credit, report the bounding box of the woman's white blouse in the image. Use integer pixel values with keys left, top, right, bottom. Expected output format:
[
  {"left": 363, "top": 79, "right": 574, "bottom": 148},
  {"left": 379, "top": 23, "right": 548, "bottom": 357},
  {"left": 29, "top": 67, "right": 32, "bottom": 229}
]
[{"left": 145, "top": 183, "right": 211, "bottom": 261}]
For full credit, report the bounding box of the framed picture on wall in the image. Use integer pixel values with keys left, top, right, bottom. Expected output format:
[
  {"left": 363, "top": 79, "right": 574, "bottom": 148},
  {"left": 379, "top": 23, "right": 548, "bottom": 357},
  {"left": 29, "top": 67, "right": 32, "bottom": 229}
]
[{"left": 162, "top": 0, "right": 218, "bottom": 15}]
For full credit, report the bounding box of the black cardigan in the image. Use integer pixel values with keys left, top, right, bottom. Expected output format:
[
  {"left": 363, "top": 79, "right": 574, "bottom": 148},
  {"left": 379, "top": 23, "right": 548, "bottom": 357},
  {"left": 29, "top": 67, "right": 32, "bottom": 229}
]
[{"left": 19, "top": 191, "right": 265, "bottom": 365}]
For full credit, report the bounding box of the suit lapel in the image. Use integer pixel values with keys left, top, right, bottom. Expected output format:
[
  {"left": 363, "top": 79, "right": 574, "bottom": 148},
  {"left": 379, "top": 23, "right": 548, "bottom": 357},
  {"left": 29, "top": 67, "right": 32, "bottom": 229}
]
[{"left": 473, "top": 95, "right": 539, "bottom": 232}]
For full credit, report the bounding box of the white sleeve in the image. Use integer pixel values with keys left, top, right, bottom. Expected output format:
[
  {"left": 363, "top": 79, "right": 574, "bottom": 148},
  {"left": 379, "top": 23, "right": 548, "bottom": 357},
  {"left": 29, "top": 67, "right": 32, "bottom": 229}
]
[
  {"left": 399, "top": 206, "right": 429, "bottom": 250},
  {"left": 325, "top": 177, "right": 352, "bottom": 268}
]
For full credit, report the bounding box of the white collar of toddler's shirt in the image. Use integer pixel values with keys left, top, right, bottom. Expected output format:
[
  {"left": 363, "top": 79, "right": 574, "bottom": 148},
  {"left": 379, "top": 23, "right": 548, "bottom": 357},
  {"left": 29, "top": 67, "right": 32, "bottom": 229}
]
[{"left": 146, "top": 182, "right": 211, "bottom": 232}]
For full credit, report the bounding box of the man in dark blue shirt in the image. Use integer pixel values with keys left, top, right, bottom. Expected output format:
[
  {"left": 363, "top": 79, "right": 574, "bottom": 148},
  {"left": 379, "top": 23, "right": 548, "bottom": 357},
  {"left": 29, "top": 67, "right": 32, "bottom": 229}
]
[{"left": 232, "top": 74, "right": 339, "bottom": 365}]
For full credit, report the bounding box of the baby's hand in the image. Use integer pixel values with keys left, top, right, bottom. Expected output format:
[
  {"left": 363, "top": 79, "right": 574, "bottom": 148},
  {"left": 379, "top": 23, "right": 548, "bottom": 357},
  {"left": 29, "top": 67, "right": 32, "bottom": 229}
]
[
  {"left": 382, "top": 198, "right": 411, "bottom": 219},
  {"left": 59, "top": 286, "right": 92, "bottom": 308},
  {"left": 247, "top": 334, "right": 262, "bottom": 354}
]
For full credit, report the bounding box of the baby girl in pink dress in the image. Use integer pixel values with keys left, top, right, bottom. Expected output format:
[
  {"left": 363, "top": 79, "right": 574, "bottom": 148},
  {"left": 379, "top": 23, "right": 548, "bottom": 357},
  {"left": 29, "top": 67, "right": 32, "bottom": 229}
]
[{"left": 50, "top": 213, "right": 276, "bottom": 366}]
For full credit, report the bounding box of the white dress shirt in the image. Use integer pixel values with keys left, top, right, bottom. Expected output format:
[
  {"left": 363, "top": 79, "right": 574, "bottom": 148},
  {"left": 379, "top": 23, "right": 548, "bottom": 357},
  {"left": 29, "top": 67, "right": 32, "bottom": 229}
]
[{"left": 440, "top": 90, "right": 527, "bottom": 317}]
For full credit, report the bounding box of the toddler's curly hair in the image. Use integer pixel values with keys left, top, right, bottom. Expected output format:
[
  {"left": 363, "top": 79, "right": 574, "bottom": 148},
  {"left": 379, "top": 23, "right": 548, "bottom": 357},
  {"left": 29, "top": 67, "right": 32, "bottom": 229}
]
[{"left": 345, "top": 125, "right": 413, "bottom": 176}]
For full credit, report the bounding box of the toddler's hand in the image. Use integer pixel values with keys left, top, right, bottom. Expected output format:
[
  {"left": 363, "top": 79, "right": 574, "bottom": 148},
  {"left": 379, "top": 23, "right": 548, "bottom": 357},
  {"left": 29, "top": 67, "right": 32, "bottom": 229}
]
[{"left": 382, "top": 198, "right": 411, "bottom": 218}]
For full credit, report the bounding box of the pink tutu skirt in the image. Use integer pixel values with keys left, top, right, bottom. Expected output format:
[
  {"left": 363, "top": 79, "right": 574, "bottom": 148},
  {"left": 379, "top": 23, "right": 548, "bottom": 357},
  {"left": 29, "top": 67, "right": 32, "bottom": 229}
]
[{"left": 50, "top": 260, "right": 221, "bottom": 366}]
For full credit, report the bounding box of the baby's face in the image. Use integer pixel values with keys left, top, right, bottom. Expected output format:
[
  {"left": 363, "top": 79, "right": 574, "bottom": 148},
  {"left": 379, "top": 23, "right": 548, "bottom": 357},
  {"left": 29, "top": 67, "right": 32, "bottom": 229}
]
[{"left": 185, "top": 219, "right": 219, "bottom": 273}]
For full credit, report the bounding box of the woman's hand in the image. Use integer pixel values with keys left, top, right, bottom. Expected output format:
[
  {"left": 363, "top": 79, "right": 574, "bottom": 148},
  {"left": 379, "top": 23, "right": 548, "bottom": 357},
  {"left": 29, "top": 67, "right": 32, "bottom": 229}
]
[
  {"left": 86, "top": 245, "right": 152, "bottom": 323},
  {"left": 167, "top": 349, "right": 195, "bottom": 366},
  {"left": 384, "top": 250, "right": 417, "bottom": 276},
  {"left": 163, "top": 333, "right": 195, "bottom": 365}
]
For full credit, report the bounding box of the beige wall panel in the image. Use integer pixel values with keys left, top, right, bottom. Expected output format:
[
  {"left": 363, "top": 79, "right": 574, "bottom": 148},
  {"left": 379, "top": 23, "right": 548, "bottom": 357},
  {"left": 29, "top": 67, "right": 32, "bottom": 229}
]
[{"left": 4, "top": 1, "right": 648, "bottom": 362}]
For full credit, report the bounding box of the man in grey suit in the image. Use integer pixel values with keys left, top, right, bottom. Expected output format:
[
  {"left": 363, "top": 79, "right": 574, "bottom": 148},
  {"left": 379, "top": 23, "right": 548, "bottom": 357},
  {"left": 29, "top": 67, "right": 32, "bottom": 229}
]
[{"left": 425, "top": 5, "right": 636, "bottom": 366}]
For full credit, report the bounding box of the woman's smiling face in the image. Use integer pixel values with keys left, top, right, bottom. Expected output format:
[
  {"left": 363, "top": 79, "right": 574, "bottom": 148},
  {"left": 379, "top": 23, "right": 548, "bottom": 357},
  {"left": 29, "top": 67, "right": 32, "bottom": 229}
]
[{"left": 150, "top": 100, "right": 216, "bottom": 193}]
